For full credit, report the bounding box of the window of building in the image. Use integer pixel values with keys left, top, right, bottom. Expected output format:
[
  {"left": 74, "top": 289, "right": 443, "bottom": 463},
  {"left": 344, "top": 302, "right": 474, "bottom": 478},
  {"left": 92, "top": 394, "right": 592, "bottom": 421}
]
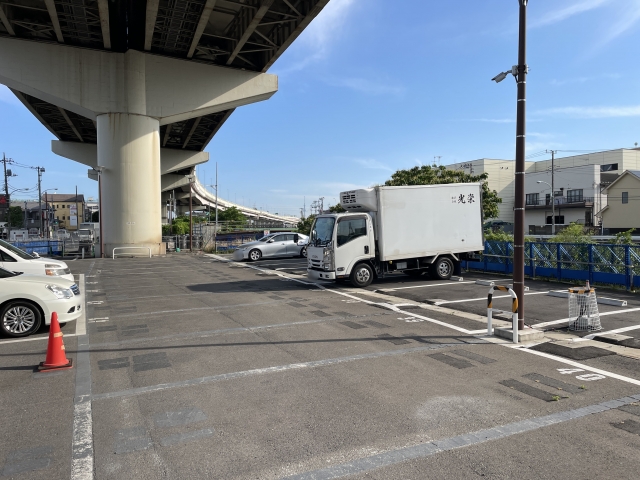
[
  {"left": 600, "top": 163, "right": 618, "bottom": 172},
  {"left": 546, "top": 215, "right": 565, "bottom": 225},
  {"left": 566, "top": 189, "right": 583, "bottom": 203},
  {"left": 526, "top": 193, "right": 539, "bottom": 205},
  {"left": 622, "top": 192, "right": 628, "bottom": 204},
  {"left": 63, "top": 215, "right": 66, "bottom": 220}
]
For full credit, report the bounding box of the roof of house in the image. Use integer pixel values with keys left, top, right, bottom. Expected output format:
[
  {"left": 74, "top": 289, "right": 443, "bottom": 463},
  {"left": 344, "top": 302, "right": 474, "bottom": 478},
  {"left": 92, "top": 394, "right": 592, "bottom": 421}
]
[
  {"left": 42, "top": 194, "right": 85, "bottom": 202},
  {"left": 603, "top": 170, "right": 640, "bottom": 192}
]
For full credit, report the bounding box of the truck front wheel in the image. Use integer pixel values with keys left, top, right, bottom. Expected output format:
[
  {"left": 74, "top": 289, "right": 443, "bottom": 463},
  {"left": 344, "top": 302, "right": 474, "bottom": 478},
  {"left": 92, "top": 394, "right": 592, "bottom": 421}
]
[
  {"left": 431, "top": 257, "right": 454, "bottom": 280},
  {"left": 350, "top": 263, "right": 374, "bottom": 288}
]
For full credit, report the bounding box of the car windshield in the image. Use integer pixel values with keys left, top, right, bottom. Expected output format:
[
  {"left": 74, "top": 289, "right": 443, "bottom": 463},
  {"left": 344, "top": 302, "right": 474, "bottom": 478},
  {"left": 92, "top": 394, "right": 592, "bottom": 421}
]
[
  {"left": 258, "top": 234, "right": 277, "bottom": 242},
  {"left": 0, "top": 239, "right": 36, "bottom": 260},
  {"left": 310, "top": 217, "right": 336, "bottom": 247},
  {"left": 0, "top": 266, "right": 20, "bottom": 278}
]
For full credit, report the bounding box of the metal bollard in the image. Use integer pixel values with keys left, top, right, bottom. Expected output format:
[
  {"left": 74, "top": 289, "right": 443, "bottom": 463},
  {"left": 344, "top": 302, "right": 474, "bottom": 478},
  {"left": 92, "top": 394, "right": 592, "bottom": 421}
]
[{"left": 487, "top": 285, "right": 519, "bottom": 343}]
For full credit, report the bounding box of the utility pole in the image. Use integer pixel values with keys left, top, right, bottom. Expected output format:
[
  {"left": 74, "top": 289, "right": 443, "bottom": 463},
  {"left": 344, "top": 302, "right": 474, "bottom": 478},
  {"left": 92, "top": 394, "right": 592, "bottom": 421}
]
[
  {"left": 513, "top": 0, "right": 528, "bottom": 331},
  {"left": 215, "top": 162, "right": 218, "bottom": 253},
  {"left": 189, "top": 176, "right": 193, "bottom": 253},
  {"left": 546, "top": 150, "right": 556, "bottom": 235},
  {"left": 37, "top": 167, "right": 44, "bottom": 237},
  {"left": 2, "top": 154, "right": 8, "bottom": 238}
]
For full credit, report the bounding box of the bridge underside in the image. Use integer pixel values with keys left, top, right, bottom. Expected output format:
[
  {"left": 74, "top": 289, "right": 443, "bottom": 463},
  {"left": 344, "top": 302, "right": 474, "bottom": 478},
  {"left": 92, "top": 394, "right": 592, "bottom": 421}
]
[{"left": 0, "top": 0, "right": 328, "bottom": 254}]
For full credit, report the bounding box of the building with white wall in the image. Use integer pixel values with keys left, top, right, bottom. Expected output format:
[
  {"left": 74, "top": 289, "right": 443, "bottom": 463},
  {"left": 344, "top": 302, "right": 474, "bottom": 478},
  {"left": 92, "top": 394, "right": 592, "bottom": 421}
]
[{"left": 600, "top": 170, "right": 640, "bottom": 233}]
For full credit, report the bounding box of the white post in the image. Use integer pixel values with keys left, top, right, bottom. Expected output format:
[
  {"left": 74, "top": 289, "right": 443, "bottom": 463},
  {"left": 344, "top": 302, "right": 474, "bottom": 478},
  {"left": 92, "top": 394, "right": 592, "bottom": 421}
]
[
  {"left": 487, "top": 308, "right": 493, "bottom": 335},
  {"left": 512, "top": 312, "right": 518, "bottom": 343}
]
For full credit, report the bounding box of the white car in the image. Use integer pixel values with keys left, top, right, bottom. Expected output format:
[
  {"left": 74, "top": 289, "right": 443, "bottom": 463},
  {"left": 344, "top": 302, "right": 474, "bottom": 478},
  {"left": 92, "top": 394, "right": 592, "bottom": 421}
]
[
  {"left": 0, "top": 267, "right": 82, "bottom": 337},
  {"left": 0, "top": 239, "right": 74, "bottom": 281},
  {"left": 233, "top": 232, "right": 309, "bottom": 262}
]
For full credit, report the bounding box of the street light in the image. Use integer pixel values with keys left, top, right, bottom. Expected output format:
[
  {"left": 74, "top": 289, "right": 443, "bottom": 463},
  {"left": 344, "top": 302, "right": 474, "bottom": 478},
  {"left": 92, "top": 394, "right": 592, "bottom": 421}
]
[
  {"left": 492, "top": 0, "right": 529, "bottom": 331},
  {"left": 537, "top": 180, "right": 555, "bottom": 236}
]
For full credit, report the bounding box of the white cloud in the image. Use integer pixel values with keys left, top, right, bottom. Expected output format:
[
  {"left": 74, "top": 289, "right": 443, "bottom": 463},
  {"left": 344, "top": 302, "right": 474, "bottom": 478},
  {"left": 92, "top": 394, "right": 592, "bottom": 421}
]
[
  {"left": 325, "top": 77, "right": 404, "bottom": 96},
  {"left": 531, "top": 0, "right": 611, "bottom": 28},
  {"left": 594, "top": 0, "right": 640, "bottom": 48},
  {"left": 534, "top": 105, "right": 640, "bottom": 118},
  {"left": 276, "top": 0, "right": 359, "bottom": 73},
  {"left": 354, "top": 158, "right": 393, "bottom": 171}
]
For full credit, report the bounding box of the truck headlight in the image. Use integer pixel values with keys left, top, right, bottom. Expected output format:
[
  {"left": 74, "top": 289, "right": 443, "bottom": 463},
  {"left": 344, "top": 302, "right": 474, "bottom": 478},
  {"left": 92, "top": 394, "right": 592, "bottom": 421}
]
[
  {"left": 46, "top": 284, "right": 74, "bottom": 299},
  {"left": 322, "top": 248, "right": 334, "bottom": 271},
  {"left": 45, "top": 264, "right": 71, "bottom": 276}
]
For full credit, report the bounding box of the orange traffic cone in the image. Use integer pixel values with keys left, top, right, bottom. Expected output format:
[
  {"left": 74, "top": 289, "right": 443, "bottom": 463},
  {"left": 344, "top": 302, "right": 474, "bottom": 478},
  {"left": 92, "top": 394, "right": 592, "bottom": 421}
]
[{"left": 38, "top": 312, "right": 73, "bottom": 371}]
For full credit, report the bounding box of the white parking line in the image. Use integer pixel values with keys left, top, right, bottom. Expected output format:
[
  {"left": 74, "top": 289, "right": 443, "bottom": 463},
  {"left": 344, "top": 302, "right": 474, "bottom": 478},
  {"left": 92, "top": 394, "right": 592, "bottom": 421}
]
[
  {"left": 534, "top": 307, "right": 640, "bottom": 328},
  {"left": 584, "top": 324, "right": 640, "bottom": 339},
  {"left": 436, "top": 291, "right": 549, "bottom": 305},
  {"left": 378, "top": 281, "right": 477, "bottom": 291}
]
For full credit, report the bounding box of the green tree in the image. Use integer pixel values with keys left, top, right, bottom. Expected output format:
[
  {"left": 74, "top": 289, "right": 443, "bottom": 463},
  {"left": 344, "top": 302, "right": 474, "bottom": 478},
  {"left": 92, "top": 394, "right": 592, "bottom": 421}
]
[
  {"left": 328, "top": 203, "right": 345, "bottom": 213},
  {"left": 384, "top": 165, "right": 502, "bottom": 219},
  {"left": 217, "top": 206, "right": 246, "bottom": 223},
  {"left": 613, "top": 228, "right": 635, "bottom": 245},
  {"left": 551, "top": 223, "right": 595, "bottom": 244},
  {"left": 297, "top": 215, "right": 316, "bottom": 235},
  {"left": 8, "top": 206, "right": 23, "bottom": 227}
]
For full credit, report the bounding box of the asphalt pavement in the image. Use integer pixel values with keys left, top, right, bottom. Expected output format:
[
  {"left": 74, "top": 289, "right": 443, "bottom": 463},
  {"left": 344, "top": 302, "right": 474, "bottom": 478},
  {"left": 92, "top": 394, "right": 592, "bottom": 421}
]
[{"left": 1, "top": 253, "right": 639, "bottom": 479}]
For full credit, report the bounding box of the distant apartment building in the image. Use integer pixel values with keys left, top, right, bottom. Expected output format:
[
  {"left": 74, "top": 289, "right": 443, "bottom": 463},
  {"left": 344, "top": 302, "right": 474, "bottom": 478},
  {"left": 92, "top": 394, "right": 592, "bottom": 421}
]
[
  {"left": 446, "top": 148, "right": 640, "bottom": 230},
  {"left": 44, "top": 194, "right": 86, "bottom": 231}
]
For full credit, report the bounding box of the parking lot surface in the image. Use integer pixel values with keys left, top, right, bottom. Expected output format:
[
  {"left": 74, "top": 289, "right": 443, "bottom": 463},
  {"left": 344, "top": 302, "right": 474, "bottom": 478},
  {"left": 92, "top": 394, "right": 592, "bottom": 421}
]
[{"left": 1, "top": 253, "right": 639, "bottom": 479}]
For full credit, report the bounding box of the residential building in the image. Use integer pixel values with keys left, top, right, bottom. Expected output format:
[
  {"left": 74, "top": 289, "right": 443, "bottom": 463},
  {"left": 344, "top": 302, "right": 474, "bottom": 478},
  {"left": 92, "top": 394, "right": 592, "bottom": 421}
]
[
  {"left": 600, "top": 170, "right": 640, "bottom": 233},
  {"left": 524, "top": 165, "right": 603, "bottom": 233},
  {"left": 45, "top": 194, "right": 85, "bottom": 231},
  {"left": 446, "top": 148, "right": 640, "bottom": 225}
]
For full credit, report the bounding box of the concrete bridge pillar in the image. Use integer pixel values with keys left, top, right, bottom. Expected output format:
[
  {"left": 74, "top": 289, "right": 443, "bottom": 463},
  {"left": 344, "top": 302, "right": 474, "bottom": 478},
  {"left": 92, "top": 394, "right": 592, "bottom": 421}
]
[
  {"left": 0, "top": 37, "right": 277, "bottom": 256},
  {"left": 98, "top": 113, "right": 163, "bottom": 255}
]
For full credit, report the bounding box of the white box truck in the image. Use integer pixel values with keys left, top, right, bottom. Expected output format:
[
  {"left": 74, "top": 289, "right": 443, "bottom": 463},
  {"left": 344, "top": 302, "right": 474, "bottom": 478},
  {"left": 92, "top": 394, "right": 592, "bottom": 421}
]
[{"left": 306, "top": 183, "right": 484, "bottom": 287}]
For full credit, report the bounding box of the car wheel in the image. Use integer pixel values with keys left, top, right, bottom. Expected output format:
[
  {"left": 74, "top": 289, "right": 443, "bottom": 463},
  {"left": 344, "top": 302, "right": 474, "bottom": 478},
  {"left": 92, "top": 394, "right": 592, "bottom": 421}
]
[
  {"left": 431, "top": 257, "right": 454, "bottom": 280},
  {"left": 300, "top": 246, "right": 307, "bottom": 258},
  {"left": 248, "top": 249, "right": 262, "bottom": 262},
  {"left": 404, "top": 269, "right": 425, "bottom": 277},
  {"left": 350, "top": 263, "right": 374, "bottom": 288},
  {"left": 1, "top": 301, "right": 42, "bottom": 337}
]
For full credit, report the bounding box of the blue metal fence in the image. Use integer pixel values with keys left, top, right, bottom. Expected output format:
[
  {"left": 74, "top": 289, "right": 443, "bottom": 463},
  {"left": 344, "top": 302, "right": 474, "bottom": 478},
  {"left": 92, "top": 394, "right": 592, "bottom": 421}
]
[
  {"left": 10, "top": 240, "right": 63, "bottom": 256},
  {"left": 463, "top": 241, "right": 640, "bottom": 290}
]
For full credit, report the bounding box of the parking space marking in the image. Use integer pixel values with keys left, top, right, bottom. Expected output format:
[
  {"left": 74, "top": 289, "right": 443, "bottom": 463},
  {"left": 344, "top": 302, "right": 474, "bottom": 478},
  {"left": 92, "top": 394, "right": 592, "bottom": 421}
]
[
  {"left": 516, "top": 346, "right": 640, "bottom": 386},
  {"left": 436, "top": 290, "right": 549, "bottom": 305},
  {"left": 584, "top": 324, "right": 640, "bottom": 339},
  {"left": 376, "top": 281, "right": 477, "bottom": 291},
  {"left": 534, "top": 307, "right": 640, "bottom": 329},
  {"left": 92, "top": 343, "right": 461, "bottom": 401},
  {"left": 282, "top": 392, "right": 640, "bottom": 480}
]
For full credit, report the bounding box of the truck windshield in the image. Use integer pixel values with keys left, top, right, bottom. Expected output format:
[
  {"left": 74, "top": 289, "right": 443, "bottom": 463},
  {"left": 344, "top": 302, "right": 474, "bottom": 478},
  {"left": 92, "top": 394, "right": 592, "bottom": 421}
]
[{"left": 310, "top": 217, "right": 335, "bottom": 247}]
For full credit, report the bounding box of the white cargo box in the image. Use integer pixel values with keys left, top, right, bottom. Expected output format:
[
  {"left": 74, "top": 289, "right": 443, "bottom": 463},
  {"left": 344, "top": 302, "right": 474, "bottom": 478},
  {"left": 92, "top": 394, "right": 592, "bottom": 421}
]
[{"left": 342, "top": 184, "right": 484, "bottom": 262}]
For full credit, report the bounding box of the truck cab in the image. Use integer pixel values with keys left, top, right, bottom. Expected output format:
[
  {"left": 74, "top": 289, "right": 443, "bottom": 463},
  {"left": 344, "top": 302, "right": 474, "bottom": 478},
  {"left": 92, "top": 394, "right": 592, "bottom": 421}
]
[{"left": 307, "top": 213, "right": 376, "bottom": 285}]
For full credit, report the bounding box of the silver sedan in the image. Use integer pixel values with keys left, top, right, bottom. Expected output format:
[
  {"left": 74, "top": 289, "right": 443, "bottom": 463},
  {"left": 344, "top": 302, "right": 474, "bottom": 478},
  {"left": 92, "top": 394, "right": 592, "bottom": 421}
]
[{"left": 232, "top": 233, "right": 308, "bottom": 262}]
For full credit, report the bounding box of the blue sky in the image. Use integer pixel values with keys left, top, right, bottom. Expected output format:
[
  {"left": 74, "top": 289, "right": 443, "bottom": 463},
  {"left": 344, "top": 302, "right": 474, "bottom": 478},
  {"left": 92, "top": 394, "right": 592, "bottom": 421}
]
[{"left": 1, "top": 0, "right": 640, "bottom": 216}]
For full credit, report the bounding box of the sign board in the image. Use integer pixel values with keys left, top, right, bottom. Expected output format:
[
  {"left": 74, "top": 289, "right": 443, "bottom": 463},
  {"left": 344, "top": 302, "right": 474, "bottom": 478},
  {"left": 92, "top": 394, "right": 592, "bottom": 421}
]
[{"left": 70, "top": 205, "right": 78, "bottom": 227}]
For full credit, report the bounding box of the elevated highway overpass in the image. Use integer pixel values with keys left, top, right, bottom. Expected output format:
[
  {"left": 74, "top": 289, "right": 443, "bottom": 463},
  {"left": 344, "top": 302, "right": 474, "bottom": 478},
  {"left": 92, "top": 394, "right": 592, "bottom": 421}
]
[{"left": 0, "top": 0, "right": 328, "bottom": 254}]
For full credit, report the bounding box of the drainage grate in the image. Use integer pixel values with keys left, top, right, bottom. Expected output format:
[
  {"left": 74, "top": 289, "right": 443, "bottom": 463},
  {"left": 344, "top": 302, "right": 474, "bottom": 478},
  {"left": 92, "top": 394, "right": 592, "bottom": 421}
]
[
  {"left": 376, "top": 334, "right": 411, "bottom": 345},
  {"left": 363, "top": 320, "right": 390, "bottom": 328},
  {"left": 96, "top": 326, "right": 117, "bottom": 332},
  {"left": 452, "top": 349, "right": 497, "bottom": 365},
  {"left": 287, "top": 302, "right": 306, "bottom": 308},
  {"left": 132, "top": 352, "right": 171, "bottom": 372},
  {"left": 427, "top": 353, "right": 474, "bottom": 369},
  {"left": 98, "top": 357, "right": 130, "bottom": 370},
  {"left": 499, "top": 379, "right": 561, "bottom": 402},
  {"left": 611, "top": 419, "right": 640, "bottom": 435},
  {"left": 0, "top": 446, "right": 52, "bottom": 476},
  {"left": 522, "top": 373, "right": 584, "bottom": 394},
  {"left": 340, "top": 321, "right": 367, "bottom": 330}
]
